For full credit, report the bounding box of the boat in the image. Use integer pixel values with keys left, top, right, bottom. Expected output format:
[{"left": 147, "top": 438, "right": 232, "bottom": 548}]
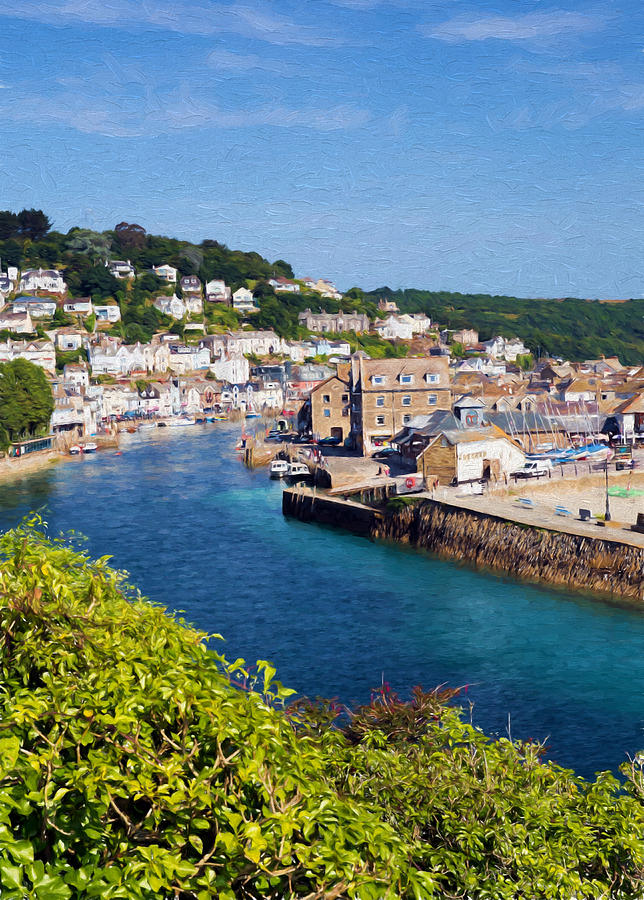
[
  {"left": 69, "top": 445, "right": 82, "bottom": 455},
  {"left": 269, "top": 459, "right": 290, "bottom": 478},
  {"left": 287, "top": 461, "right": 311, "bottom": 481},
  {"left": 168, "top": 417, "right": 195, "bottom": 427},
  {"left": 81, "top": 442, "right": 98, "bottom": 453},
  {"left": 138, "top": 422, "right": 156, "bottom": 431},
  {"left": 245, "top": 411, "right": 261, "bottom": 419},
  {"left": 214, "top": 414, "right": 229, "bottom": 421}
]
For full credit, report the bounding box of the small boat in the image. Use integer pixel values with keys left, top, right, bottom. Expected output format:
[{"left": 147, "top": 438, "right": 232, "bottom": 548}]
[
  {"left": 168, "top": 417, "right": 195, "bottom": 427},
  {"left": 138, "top": 422, "right": 156, "bottom": 431},
  {"left": 269, "top": 459, "right": 290, "bottom": 478},
  {"left": 214, "top": 414, "right": 229, "bottom": 421},
  {"left": 81, "top": 442, "right": 98, "bottom": 453},
  {"left": 245, "top": 412, "right": 261, "bottom": 419},
  {"left": 287, "top": 461, "right": 311, "bottom": 480},
  {"left": 157, "top": 421, "right": 167, "bottom": 427},
  {"left": 69, "top": 445, "right": 82, "bottom": 455}
]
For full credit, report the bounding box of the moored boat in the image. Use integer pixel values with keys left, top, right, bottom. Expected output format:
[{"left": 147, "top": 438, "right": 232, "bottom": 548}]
[
  {"left": 81, "top": 442, "right": 98, "bottom": 453},
  {"left": 286, "top": 461, "right": 311, "bottom": 481},
  {"left": 168, "top": 417, "right": 195, "bottom": 427},
  {"left": 269, "top": 459, "right": 290, "bottom": 478},
  {"left": 69, "top": 445, "right": 82, "bottom": 455}
]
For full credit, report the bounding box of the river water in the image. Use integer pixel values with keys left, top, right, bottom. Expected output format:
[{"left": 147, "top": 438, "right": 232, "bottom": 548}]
[{"left": 1, "top": 424, "right": 643, "bottom": 779}]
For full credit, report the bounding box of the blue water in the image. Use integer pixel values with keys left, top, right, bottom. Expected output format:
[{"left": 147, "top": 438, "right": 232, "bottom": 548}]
[{"left": 1, "top": 424, "right": 643, "bottom": 779}]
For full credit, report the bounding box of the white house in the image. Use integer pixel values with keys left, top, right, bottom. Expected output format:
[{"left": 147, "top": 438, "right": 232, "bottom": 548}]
[
  {"left": 225, "top": 330, "right": 285, "bottom": 357},
  {"left": 152, "top": 264, "right": 178, "bottom": 283},
  {"left": 63, "top": 298, "right": 93, "bottom": 316},
  {"left": 88, "top": 340, "right": 147, "bottom": 376},
  {"left": 268, "top": 277, "right": 300, "bottom": 293},
  {"left": 168, "top": 345, "right": 211, "bottom": 373},
  {"left": 374, "top": 314, "right": 432, "bottom": 341},
  {"left": 1, "top": 339, "right": 56, "bottom": 374},
  {"left": 62, "top": 363, "right": 90, "bottom": 391},
  {"left": 205, "top": 279, "right": 231, "bottom": 303},
  {"left": 209, "top": 353, "right": 250, "bottom": 384},
  {"left": 53, "top": 328, "right": 85, "bottom": 351},
  {"left": 154, "top": 295, "right": 186, "bottom": 319},
  {"left": 313, "top": 338, "right": 352, "bottom": 357},
  {"left": 11, "top": 296, "right": 57, "bottom": 318},
  {"left": 18, "top": 268, "right": 66, "bottom": 294},
  {"left": 232, "top": 287, "right": 258, "bottom": 312},
  {"left": 0, "top": 310, "right": 33, "bottom": 333},
  {"left": 250, "top": 379, "right": 284, "bottom": 408},
  {"left": 482, "top": 336, "right": 529, "bottom": 361},
  {"left": 420, "top": 426, "right": 526, "bottom": 484},
  {"left": 94, "top": 304, "right": 121, "bottom": 323},
  {"left": 107, "top": 260, "right": 135, "bottom": 279},
  {"left": 184, "top": 294, "right": 203, "bottom": 315}
]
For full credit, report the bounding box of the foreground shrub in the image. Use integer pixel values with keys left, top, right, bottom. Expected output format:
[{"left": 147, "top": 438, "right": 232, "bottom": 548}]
[{"left": 0, "top": 518, "right": 643, "bottom": 898}]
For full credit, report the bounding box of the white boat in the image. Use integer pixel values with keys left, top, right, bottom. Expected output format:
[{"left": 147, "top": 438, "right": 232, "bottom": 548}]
[
  {"left": 269, "top": 459, "right": 289, "bottom": 478},
  {"left": 168, "top": 417, "right": 195, "bottom": 427},
  {"left": 138, "top": 422, "right": 156, "bottom": 431},
  {"left": 69, "top": 445, "right": 82, "bottom": 455},
  {"left": 81, "top": 442, "right": 98, "bottom": 453},
  {"left": 287, "top": 461, "right": 311, "bottom": 480}
]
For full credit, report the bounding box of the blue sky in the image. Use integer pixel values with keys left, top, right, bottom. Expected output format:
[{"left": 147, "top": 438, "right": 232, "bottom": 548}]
[{"left": 0, "top": 0, "right": 643, "bottom": 297}]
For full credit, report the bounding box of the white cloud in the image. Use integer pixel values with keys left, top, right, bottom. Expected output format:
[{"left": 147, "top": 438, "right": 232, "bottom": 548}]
[
  {"left": 0, "top": 0, "right": 344, "bottom": 46},
  {"left": 424, "top": 11, "right": 602, "bottom": 43},
  {"left": 0, "top": 87, "right": 370, "bottom": 137}
]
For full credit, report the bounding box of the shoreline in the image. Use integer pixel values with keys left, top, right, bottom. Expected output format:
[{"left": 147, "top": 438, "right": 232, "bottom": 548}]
[{"left": 283, "top": 486, "right": 644, "bottom": 602}]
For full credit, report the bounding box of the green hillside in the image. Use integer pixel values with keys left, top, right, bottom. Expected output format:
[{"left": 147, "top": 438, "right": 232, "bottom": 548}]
[{"left": 366, "top": 288, "right": 644, "bottom": 364}]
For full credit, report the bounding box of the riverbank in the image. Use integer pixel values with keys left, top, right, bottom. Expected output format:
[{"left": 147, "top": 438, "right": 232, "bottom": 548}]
[
  {"left": 0, "top": 451, "right": 62, "bottom": 484},
  {"left": 283, "top": 486, "right": 644, "bottom": 601}
]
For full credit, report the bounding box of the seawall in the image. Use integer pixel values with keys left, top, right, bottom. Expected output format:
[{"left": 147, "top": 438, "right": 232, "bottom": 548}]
[{"left": 283, "top": 488, "right": 644, "bottom": 601}]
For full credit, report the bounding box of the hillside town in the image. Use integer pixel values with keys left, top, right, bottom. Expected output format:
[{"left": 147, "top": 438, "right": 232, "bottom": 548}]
[{"left": 2, "top": 259, "right": 644, "bottom": 492}]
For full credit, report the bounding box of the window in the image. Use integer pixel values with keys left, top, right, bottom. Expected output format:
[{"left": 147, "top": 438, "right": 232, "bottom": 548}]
[
  {"left": 322, "top": 394, "right": 330, "bottom": 403},
  {"left": 428, "top": 394, "right": 437, "bottom": 405},
  {"left": 323, "top": 409, "right": 330, "bottom": 417},
  {"left": 399, "top": 374, "right": 413, "bottom": 384},
  {"left": 376, "top": 396, "right": 385, "bottom": 407},
  {"left": 402, "top": 395, "right": 411, "bottom": 406},
  {"left": 341, "top": 394, "right": 348, "bottom": 402},
  {"left": 375, "top": 415, "right": 385, "bottom": 426},
  {"left": 372, "top": 375, "right": 385, "bottom": 385},
  {"left": 425, "top": 373, "right": 439, "bottom": 383},
  {"left": 403, "top": 414, "right": 411, "bottom": 424}
]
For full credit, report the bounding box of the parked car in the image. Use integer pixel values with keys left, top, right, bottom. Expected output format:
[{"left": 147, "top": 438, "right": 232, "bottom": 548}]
[
  {"left": 317, "top": 436, "right": 342, "bottom": 446},
  {"left": 373, "top": 447, "right": 398, "bottom": 460},
  {"left": 512, "top": 459, "right": 553, "bottom": 479}
]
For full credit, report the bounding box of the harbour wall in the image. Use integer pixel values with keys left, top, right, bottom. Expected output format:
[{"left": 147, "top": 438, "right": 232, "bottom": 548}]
[{"left": 282, "top": 489, "right": 644, "bottom": 601}]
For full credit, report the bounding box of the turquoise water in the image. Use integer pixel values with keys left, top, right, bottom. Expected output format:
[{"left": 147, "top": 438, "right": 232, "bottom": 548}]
[{"left": 1, "top": 424, "right": 643, "bottom": 778}]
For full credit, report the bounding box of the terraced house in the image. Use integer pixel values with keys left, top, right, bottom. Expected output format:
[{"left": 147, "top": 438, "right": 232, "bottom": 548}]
[{"left": 349, "top": 356, "right": 451, "bottom": 454}]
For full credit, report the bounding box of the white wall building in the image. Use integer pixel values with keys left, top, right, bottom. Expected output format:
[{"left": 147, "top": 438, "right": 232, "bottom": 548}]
[
  {"left": 209, "top": 353, "right": 250, "bottom": 384},
  {"left": 18, "top": 268, "right": 66, "bottom": 294}
]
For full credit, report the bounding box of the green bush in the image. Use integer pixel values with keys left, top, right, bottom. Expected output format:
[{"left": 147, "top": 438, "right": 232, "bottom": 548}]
[{"left": 1, "top": 520, "right": 644, "bottom": 898}]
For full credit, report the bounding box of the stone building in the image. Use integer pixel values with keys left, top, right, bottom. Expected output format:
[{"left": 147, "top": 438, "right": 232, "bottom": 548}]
[
  {"left": 305, "top": 373, "right": 351, "bottom": 442},
  {"left": 298, "top": 309, "right": 370, "bottom": 334},
  {"left": 350, "top": 355, "right": 451, "bottom": 454}
]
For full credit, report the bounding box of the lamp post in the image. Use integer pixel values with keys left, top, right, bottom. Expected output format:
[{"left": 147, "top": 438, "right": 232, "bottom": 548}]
[{"left": 604, "top": 456, "right": 611, "bottom": 522}]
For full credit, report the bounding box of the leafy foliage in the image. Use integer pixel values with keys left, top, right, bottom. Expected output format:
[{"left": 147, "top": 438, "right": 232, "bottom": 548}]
[
  {"left": 1, "top": 523, "right": 644, "bottom": 898},
  {"left": 367, "top": 288, "right": 644, "bottom": 365},
  {"left": 0, "top": 360, "right": 54, "bottom": 448}
]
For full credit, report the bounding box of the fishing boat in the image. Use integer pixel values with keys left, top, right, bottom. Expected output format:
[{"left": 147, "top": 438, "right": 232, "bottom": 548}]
[
  {"left": 286, "top": 461, "right": 311, "bottom": 481},
  {"left": 269, "top": 459, "right": 289, "bottom": 478},
  {"left": 69, "top": 445, "right": 82, "bottom": 455},
  {"left": 81, "top": 442, "right": 98, "bottom": 453}
]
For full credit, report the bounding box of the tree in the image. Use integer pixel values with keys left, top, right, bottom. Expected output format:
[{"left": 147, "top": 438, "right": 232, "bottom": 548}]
[
  {"left": 114, "top": 221, "right": 146, "bottom": 249},
  {"left": 16, "top": 208, "right": 51, "bottom": 241},
  {"left": 0, "top": 360, "right": 54, "bottom": 447},
  {"left": 66, "top": 228, "right": 112, "bottom": 263},
  {"left": 0, "top": 210, "right": 19, "bottom": 240},
  {"left": 273, "top": 258, "right": 294, "bottom": 278}
]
